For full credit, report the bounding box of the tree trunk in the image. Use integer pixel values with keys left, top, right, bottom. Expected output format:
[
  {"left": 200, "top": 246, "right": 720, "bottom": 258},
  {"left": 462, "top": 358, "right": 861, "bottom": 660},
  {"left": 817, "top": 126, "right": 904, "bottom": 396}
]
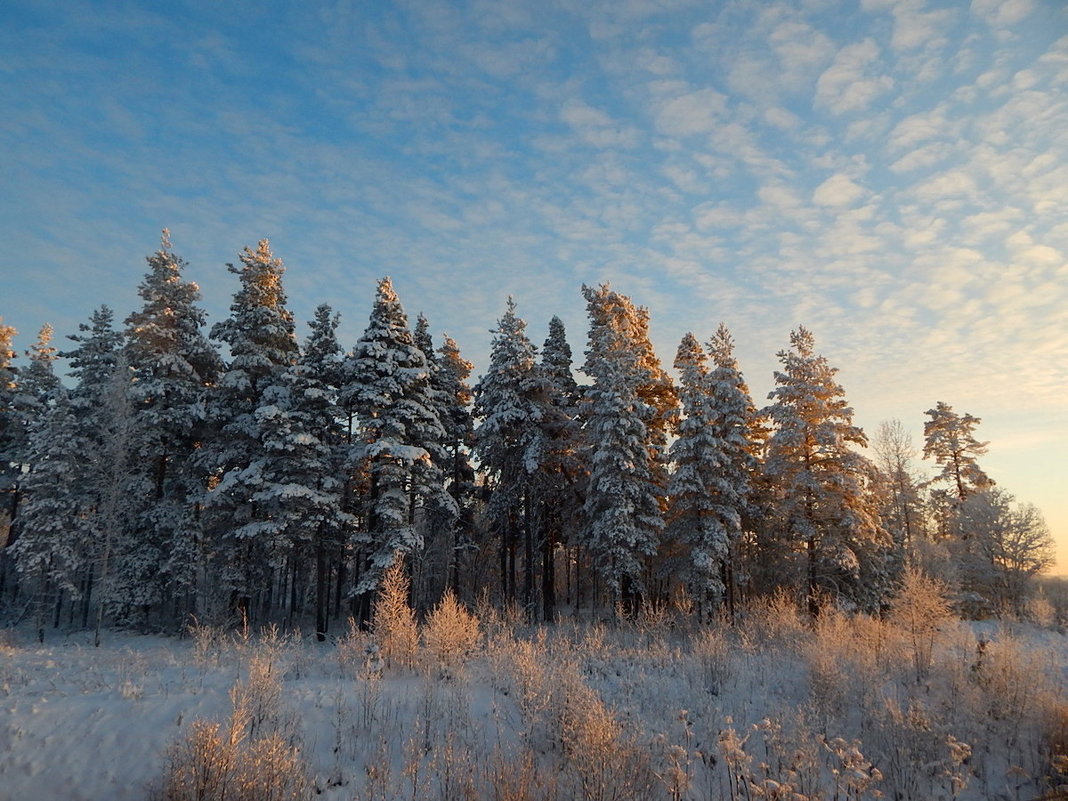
[{"left": 315, "top": 532, "right": 328, "bottom": 642}]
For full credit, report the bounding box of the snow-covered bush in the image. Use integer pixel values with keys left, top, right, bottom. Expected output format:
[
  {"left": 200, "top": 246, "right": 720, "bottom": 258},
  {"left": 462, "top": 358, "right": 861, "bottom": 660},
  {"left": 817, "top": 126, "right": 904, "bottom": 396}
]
[{"left": 422, "top": 588, "right": 480, "bottom": 675}]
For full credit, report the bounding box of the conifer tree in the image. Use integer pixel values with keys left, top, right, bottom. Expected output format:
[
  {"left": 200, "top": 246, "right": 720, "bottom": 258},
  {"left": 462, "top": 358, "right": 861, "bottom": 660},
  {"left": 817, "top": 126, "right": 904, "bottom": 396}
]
[
  {"left": 579, "top": 284, "right": 667, "bottom": 610},
  {"left": 536, "top": 315, "right": 584, "bottom": 620},
  {"left": 117, "top": 233, "right": 221, "bottom": 620},
  {"left": 60, "top": 307, "right": 130, "bottom": 624},
  {"left": 666, "top": 328, "right": 757, "bottom": 615},
  {"left": 343, "top": 278, "right": 451, "bottom": 603},
  {"left": 705, "top": 324, "right": 762, "bottom": 612},
  {"left": 473, "top": 298, "right": 545, "bottom": 608},
  {"left": 436, "top": 334, "right": 476, "bottom": 593},
  {"left": 16, "top": 324, "right": 62, "bottom": 415},
  {"left": 299, "top": 304, "right": 350, "bottom": 638},
  {"left": 0, "top": 319, "right": 19, "bottom": 593},
  {"left": 922, "top": 402, "right": 992, "bottom": 503},
  {"left": 763, "top": 327, "right": 887, "bottom": 614},
  {"left": 202, "top": 240, "right": 298, "bottom": 620},
  {"left": 5, "top": 323, "right": 63, "bottom": 540},
  {"left": 11, "top": 391, "right": 94, "bottom": 641},
  {"left": 410, "top": 314, "right": 469, "bottom": 607}
]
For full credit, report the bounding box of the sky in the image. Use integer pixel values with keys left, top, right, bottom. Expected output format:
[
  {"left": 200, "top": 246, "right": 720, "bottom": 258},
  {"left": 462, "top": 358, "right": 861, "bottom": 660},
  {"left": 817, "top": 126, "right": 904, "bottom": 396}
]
[{"left": 1, "top": 0, "right": 1066, "bottom": 571}]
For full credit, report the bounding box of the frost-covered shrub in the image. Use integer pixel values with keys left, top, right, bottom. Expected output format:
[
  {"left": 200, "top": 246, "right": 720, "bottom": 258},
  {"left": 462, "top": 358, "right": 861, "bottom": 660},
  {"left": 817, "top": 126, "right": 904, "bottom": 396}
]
[
  {"left": 690, "top": 624, "right": 731, "bottom": 696},
  {"left": 153, "top": 695, "right": 309, "bottom": 801},
  {"left": 372, "top": 560, "right": 418, "bottom": 671},
  {"left": 422, "top": 589, "right": 480, "bottom": 674},
  {"left": 890, "top": 567, "right": 953, "bottom": 684},
  {"left": 743, "top": 591, "right": 807, "bottom": 651}
]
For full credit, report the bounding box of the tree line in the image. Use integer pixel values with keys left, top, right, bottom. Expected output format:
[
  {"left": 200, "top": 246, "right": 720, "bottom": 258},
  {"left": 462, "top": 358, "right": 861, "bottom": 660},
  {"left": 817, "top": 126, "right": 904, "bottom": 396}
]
[{"left": 0, "top": 233, "right": 1054, "bottom": 641}]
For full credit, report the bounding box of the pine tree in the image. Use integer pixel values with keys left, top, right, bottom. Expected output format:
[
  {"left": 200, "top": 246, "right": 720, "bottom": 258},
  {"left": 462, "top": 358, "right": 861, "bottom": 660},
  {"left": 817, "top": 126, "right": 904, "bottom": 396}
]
[
  {"left": 342, "top": 278, "right": 451, "bottom": 603},
  {"left": 202, "top": 240, "right": 298, "bottom": 621},
  {"left": 473, "top": 298, "right": 546, "bottom": 610},
  {"left": 117, "top": 233, "right": 222, "bottom": 622},
  {"left": 63, "top": 306, "right": 124, "bottom": 413},
  {"left": 16, "top": 324, "right": 61, "bottom": 415},
  {"left": 0, "top": 319, "right": 19, "bottom": 594},
  {"left": 410, "top": 314, "right": 468, "bottom": 608},
  {"left": 11, "top": 391, "right": 94, "bottom": 641},
  {"left": 763, "top": 327, "right": 887, "bottom": 614},
  {"left": 5, "top": 324, "right": 63, "bottom": 536},
  {"left": 435, "top": 333, "right": 476, "bottom": 594},
  {"left": 536, "top": 315, "right": 584, "bottom": 621},
  {"left": 666, "top": 326, "right": 756, "bottom": 616},
  {"left": 0, "top": 319, "right": 19, "bottom": 516},
  {"left": 298, "top": 304, "right": 350, "bottom": 638},
  {"left": 60, "top": 307, "right": 129, "bottom": 626},
  {"left": 705, "top": 324, "right": 762, "bottom": 612},
  {"left": 922, "top": 402, "right": 993, "bottom": 503},
  {"left": 579, "top": 284, "right": 668, "bottom": 610}
]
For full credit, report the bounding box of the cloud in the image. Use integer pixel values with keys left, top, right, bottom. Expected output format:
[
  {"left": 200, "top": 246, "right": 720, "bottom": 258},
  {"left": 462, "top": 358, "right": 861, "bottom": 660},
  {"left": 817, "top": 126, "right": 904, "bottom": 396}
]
[
  {"left": 815, "top": 39, "right": 894, "bottom": 113},
  {"left": 970, "top": 0, "right": 1035, "bottom": 29},
  {"left": 560, "top": 99, "right": 641, "bottom": 148},
  {"left": 813, "top": 173, "right": 866, "bottom": 207},
  {"left": 655, "top": 88, "right": 728, "bottom": 137}
]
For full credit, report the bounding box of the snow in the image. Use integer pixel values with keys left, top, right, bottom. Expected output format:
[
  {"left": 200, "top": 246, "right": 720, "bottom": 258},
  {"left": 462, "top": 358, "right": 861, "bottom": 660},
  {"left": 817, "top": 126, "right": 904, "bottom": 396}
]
[{"left": 1, "top": 612, "right": 1065, "bottom": 801}]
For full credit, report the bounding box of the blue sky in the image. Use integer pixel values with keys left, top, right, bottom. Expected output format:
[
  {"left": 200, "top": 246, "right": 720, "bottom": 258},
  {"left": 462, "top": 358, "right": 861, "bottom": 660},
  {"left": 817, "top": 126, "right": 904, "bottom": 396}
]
[{"left": 2, "top": 0, "right": 1066, "bottom": 571}]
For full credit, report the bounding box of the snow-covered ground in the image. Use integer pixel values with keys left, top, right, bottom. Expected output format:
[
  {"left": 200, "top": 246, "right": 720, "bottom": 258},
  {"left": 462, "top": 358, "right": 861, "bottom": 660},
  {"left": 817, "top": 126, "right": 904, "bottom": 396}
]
[{"left": 1, "top": 607, "right": 1066, "bottom": 801}]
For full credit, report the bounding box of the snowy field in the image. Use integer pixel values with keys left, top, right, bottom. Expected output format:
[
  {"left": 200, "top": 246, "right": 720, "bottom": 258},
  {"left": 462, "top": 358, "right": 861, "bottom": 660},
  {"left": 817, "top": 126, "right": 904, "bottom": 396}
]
[{"left": 1, "top": 602, "right": 1067, "bottom": 801}]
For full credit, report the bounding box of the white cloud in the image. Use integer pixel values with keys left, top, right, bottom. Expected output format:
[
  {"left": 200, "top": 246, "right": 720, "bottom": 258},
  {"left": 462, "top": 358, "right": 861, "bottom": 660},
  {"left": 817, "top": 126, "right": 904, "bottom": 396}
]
[
  {"left": 560, "top": 99, "right": 641, "bottom": 148},
  {"left": 970, "top": 0, "right": 1035, "bottom": 28},
  {"left": 764, "top": 106, "right": 803, "bottom": 130},
  {"left": 890, "top": 143, "right": 953, "bottom": 172},
  {"left": 888, "top": 105, "right": 954, "bottom": 150},
  {"left": 815, "top": 39, "right": 894, "bottom": 113},
  {"left": 655, "top": 88, "right": 728, "bottom": 137},
  {"left": 813, "top": 173, "right": 866, "bottom": 207}
]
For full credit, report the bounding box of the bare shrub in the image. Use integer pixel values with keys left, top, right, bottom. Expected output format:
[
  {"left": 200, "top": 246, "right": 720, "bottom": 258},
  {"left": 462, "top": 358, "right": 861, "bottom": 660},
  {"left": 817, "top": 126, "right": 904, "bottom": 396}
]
[
  {"left": 423, "top": 589, "right": 481, "bottom": 675},
  {"left": 373, "top": 560, "right": 418, "bottom": 671},
  {"left": 152, "top": 695, "right": 309, "bottom": 801},
  {"left": 487, "top": 745, "right": 558, "bottom": 801},
  {"left": 558, "top": 668, "right": 658, "bottom": 801},
  {"left": 890, "top": 567, "right": 952, "bottom": 684},
  {"left": 969, "top": 632, "right": 1054, "bottom": 751},
  {"left": 690, "top": 624, "right": 731, "bottom": 696},
  {"left": 186, "top": 617, "right": 225, "bottom": 668},
  {"left": 1042, "top": 699, "right": 1068, "bottom": 796},
  {"left": 336, "top": 616, "right": 373, "bottom": 679},
  {"left": 743, "top": 591, "right": 806, "bottom": 651}
]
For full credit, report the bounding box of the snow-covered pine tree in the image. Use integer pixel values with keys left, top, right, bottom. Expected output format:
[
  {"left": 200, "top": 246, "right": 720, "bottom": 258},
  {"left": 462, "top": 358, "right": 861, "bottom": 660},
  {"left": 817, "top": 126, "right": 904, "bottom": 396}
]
[
  {"left": 60, "top": 307, "right": 130, "bottom": 625},
  {"left": 11, "top": 390, "right": 94, "bottom": 642},
  {"left": 473, "top": 298, "right": 545, "bottom": 610},
  {"left": 536, "top": 315, "right": 584, "bottom": 621},
  {"left": 16, "top": 324, "right": 61, "bottom": 418},
  {"left": 704, "top": 324, "right": 762, "bottom": 615},
  {"left": 435, "top": 333, "right": 476, "bottom": 596},
  {"left": 922, "top": 402, "right": 993, "bottom": 503},
  {"left": 116, "top": 233, "right": 222, "bottom": 623},
  {"left": 2, "top": 323, "right": 63, "bottom": 601},
  {"left": 0, "top": 319, "right": 18, "bottom": 595},
  {"left": 579, "top": 284, "right": 666, "bottom": 612},
  {"left": 342, "top": 278, "right": 451, "bottom": 606},
  {"left": 763, "top": 326, "right": 888, "bottom": 614},
  {"left": 298, "top": 303, "right": 351, "bottom": 638},
  {"left": 202, "top": 240, "right": 298, "bottom": 622},
  {"left": 410, "top": 314, "right": 467, "bottom": 608},
  {"left": 666, "top": 331, "right": 745, "bottom": 615},
  {"left": 253, "top": 356, "right": 352, "bottom": 634}
]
